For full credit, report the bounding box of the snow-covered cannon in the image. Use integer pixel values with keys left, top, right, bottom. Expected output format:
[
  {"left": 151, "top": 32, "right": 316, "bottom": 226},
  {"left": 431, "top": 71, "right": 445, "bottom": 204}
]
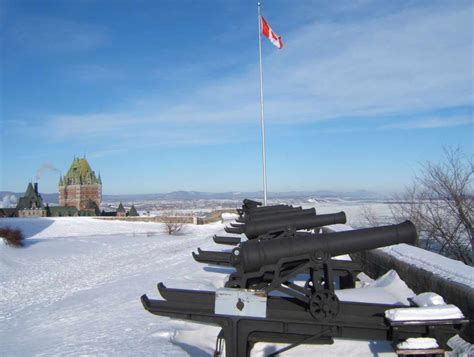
[{"left": 225, "top": 211, "right": 347, "bottom": 237}]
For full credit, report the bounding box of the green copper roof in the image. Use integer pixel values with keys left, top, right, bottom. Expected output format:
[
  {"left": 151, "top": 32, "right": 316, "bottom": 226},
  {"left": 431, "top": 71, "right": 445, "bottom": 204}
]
[
  {"left": 128, "top": 205, "right": 139, "bottom": 216},
  {"left": 16, "top": 183, "right": 44, "bottom": 210},
  {"left": 63, "top": 158, "right": 100, "bottom": 185},
  {"left": 116, "top": 202, "right": 125, "bottom": 213}
]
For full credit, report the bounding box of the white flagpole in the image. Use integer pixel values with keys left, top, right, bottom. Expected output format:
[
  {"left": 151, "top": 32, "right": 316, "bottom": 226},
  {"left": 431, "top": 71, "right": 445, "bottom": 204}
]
[{"left": 257, "top": 2, "right": 268, "bottom": 206}]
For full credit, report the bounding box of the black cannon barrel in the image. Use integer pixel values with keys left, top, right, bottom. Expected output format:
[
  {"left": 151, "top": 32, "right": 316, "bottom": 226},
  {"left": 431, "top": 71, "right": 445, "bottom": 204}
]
[
  {"left": 245, "top": 207, "right": 316, "bottom": 223},
  {"left": 213, "top": 235, "right": 242, "bottom": 245},
  {"left": 245, "top": 204, "right": 293, "bottom": 214},
  {"left": 237, "top": 206, "right": 302, "bottom": 222},
  {"left": 192, "top": 249, "right": 232, "bottom": 265},
  {"left": 237, "top": 220, "right": 417, "bottom": 273},
  {"left": 244, "top": 211, "right": 347, "bottom": 239},
  {"left": 225, "top": 226, "right": 243, "bottom": 234},
  {"left": 243, "top": 199, "right": 262, "bottom": 209}
]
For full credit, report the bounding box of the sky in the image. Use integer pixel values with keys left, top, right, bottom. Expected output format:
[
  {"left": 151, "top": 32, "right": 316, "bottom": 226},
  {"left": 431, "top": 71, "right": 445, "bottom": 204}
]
[{"left": 1, "top": 0, "right": 473, "bottom": 195}]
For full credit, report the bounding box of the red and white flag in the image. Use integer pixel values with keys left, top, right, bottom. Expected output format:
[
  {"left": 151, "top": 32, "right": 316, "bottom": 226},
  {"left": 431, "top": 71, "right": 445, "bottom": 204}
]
[{"left": 261, "top": 16, "right": 283, "bottom": 49}]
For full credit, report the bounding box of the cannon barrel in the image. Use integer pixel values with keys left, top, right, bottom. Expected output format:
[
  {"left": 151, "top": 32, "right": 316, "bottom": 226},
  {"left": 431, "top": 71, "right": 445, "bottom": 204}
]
[
  {"left": 245, "top": 204, "right": 293, "bottom": 214},
  {"left": 245, "top": 207, "right": 316, "bottom": 223},
  {"left": 244, "top": 211, "right": 347, "bottom": 239},
  {"left": 237, "top": 206, "right": 303, "bottom": 222},
  {"left": 243, "top": 199, "right": 262, "bottom": 208},
  {"left": 237, "top": 220, "right": 417, "bottom": 273}
]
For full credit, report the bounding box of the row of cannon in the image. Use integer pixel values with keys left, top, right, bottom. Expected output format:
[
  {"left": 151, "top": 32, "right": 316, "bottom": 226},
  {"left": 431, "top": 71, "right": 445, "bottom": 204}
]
[{"left": 141, "top": 199, "right": 468, "bottom": 357}]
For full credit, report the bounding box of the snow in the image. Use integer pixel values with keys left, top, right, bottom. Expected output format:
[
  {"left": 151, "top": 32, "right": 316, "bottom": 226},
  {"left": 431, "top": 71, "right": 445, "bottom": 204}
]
[
  {"left": 221, "top": 213, "right": 239, "bottom": 222},
  {"left": 381, "top": 243, "right": 474, "bottom": 288},
  {"left": 336, "top": 270, "right": 415, "bottom": 305},
  {"left": 447, "top": 335, "right": 474, "bottom": 356},
  {"left": 385, "top": 305, "right": 464, "bottom": 321},
  {"left": 0, "top": 216, "right": 468, "bottom": 356},
  {"left": 396, "top": 337, "right": 439, "bottom": 350},
  {"left": 0, "top": 217, "right": 401, "bottom": 356},
  {"left": 412, "top": 292, "right": 446, "bottom": 307}
]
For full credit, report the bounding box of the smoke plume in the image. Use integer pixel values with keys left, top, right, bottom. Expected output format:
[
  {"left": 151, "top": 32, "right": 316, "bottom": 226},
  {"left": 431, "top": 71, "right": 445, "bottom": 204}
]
[{"left": 35, "top": 163, "right": 61, "bottom": 180}]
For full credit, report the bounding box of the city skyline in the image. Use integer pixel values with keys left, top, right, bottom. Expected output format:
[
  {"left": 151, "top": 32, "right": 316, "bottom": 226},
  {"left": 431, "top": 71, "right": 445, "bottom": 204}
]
[{"left": 1, "top": 0, "right": 472, "bottom": 194}]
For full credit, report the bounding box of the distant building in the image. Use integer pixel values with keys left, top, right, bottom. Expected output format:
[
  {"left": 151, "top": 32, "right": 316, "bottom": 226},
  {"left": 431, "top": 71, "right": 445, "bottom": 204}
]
[
  {"left": 59, "top": 157, "right": 102, "bottom": 212},
  {"left": 128, "top": 204, "right": 139, "bottom": 217},
  {"left": 116, "top": 202, "right": 126, "bottom": 217},
  {"left": 16, "top": 183, "right": 47, "bottom": 217},
  {"left": 1, "top": 159, "right": 135, "bottom": 219}
]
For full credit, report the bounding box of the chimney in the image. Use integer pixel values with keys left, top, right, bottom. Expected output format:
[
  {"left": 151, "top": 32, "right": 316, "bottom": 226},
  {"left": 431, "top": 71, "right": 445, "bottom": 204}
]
[{"left": 34, "top": 182, "right": 39, "bottom": 195}]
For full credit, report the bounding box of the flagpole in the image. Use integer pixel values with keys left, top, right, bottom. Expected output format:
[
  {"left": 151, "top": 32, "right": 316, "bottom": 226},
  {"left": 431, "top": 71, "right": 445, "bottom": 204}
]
[{"left": 257, "top": 2, "right": 268, "bottom": 206}]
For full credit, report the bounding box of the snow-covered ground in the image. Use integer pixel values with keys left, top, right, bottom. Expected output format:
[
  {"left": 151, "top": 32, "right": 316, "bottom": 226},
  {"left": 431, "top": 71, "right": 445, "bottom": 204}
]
[{"left": 0, "top": 216, "right": 470, "bottom": 356}]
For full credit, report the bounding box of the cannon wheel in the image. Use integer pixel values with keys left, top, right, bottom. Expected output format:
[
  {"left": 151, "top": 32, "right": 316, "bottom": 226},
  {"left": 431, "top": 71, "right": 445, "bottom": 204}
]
[{"left": 309, "top": 291, "right": 340, "bottom": 321}]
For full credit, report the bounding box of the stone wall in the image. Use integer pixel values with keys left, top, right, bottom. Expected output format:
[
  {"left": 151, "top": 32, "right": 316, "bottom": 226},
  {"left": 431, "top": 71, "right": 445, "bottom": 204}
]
[
  {"left": 94, "top": 208, "right": 238, "bottom": 225},
  {"left": 351, "top": 248, "right": 474, "bottom": 342},
  {"left": 323, "top": 224, "right": 473, "bottom": 342},
  {"left": 95, "top": 216, "right": 196, "bottom": 224}
]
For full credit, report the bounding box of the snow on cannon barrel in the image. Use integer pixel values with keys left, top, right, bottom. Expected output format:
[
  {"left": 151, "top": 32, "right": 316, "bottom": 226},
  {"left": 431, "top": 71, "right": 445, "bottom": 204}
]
[
  {"left": 229, "top": 211, "right": 347, "bottom": 238},
  {"left": 233, "top": 220, "right": 417, "bottom": 273}
]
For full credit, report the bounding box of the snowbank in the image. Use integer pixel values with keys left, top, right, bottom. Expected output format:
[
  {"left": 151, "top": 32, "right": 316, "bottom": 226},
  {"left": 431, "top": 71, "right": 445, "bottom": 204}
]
[
  {"left": 385, "top": 305, "right": 464, "bottom": 321},
  {"left": 336, "top": 270, "right": 415, "bottom": 305}
]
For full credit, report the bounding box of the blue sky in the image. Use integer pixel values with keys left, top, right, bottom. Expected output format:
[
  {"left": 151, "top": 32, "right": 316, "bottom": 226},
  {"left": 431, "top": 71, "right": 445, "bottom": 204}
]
[{"left": 1, "top": 0, "right": 472, "bottom": 195}]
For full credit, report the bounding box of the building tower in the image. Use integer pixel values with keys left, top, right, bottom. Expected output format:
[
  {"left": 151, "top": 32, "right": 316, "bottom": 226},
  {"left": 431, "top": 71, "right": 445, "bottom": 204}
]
[{"left": 58, "top": 157, "right": 102, "bottom": 210}]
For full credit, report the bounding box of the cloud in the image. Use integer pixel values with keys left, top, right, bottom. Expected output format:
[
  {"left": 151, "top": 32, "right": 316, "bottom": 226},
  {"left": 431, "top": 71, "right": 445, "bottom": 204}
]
[
  {"left": 9, "top": 16, "right": 108, "bottom": 53},
  {"left": 33, "top": 1, "right": 474, "bottom": 150},
  {"left": 379, "top": 115, "right": 473, "bottom": 130}
]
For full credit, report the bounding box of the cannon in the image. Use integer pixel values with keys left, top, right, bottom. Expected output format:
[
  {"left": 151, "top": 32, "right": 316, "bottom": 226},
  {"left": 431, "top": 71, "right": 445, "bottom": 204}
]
[
  {"left": 242, "top": 198, "right": 261, "bottom": 209},
  {"left": 225, "top": 211, "right": 347, "bottom": 237},
  {"left": 235, "top": 205, "right": 303, "bottom": 222},
  {"left": 234, "top": 220, "right": 415, "bottom": 274},
  {"left": 237, "top": 199, "right": 262, "bottom": 216},
  {"left": 142, "top": 220, "right": 468, "bottom": 357},
  {"left": 237, "top": 201, "right": 290, "bottom": 217},
  {"left": 238, "top": 204, "right": 295, "bottom": 218},
  {"left": 235, "top": 207, "right": 315, "bottom": 224},
  {"left": 198, "top": 221, "right": 417, "bottom": 290}
]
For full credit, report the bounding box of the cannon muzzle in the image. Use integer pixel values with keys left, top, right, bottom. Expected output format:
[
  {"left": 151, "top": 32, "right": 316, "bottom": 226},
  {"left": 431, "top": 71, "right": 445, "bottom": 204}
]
[
  {"left": 236, "top": 220, "right": 417, "bottom": 273},
  {"left": 243, "top": 199, "right": 262, "bottom": 209},
  {"left": 225, "top": 226, "right": 244, "bottom": 234},
  {"left": 213, "top": 235, "right": 241, "bottom": 245}
]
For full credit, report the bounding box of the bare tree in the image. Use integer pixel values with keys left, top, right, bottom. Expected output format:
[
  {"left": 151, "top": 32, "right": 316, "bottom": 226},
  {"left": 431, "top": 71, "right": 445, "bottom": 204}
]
[
  {"left": 161, "top": 211, "right": 184, "bottom": 235},
  {"left": 165, "top": 221, "right": 183, "bottom": 235},
  {"left": 391, "top": 147, "right": 473, "bottom": 265},
  {"left": 361, "top": 205, "right": 382, "bottom": 227}
]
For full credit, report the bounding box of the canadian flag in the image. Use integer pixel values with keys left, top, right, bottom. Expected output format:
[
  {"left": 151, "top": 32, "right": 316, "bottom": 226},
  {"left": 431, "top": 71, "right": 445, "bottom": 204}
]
[{"left": 261, "top": 16, "right": 283, "bottom": 49}]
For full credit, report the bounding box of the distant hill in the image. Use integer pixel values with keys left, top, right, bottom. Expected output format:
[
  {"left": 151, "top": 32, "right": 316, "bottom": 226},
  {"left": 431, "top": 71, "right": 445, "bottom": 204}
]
[{"left": 0, "top": 189, "right": 385, "bottom": 207}]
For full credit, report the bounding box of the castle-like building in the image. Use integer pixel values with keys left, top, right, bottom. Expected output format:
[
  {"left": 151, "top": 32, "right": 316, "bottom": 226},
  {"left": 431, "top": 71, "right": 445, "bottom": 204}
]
[
  {"left": 59, "top": 157, "right": 102, "bottom": 211},
  {"left": 0, "top": 157, "right": 139, "bottom": 218}
]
